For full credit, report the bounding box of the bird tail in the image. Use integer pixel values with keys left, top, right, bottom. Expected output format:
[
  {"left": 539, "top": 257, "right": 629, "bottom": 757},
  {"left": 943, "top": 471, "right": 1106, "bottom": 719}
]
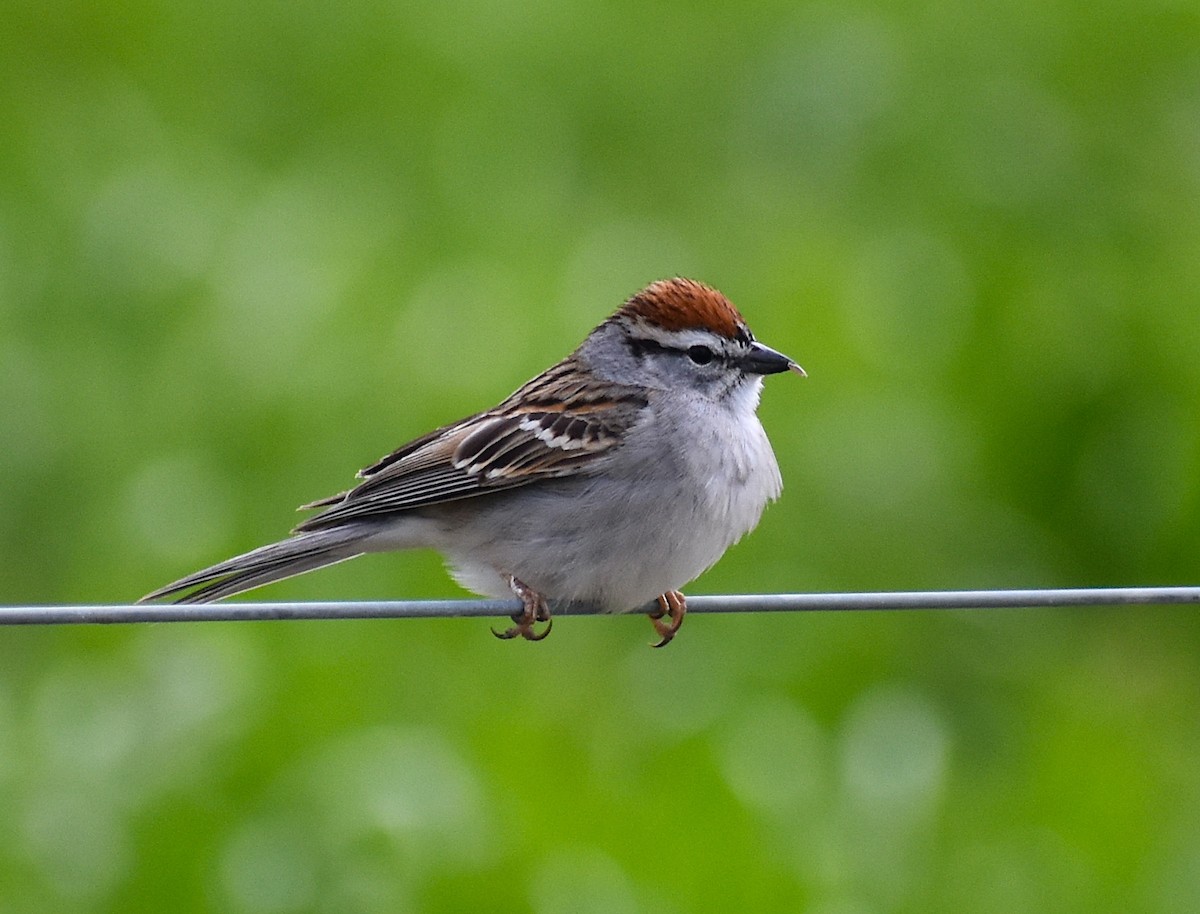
[{"left": 138, "top": 526, "right": 372, "bottom": 604}]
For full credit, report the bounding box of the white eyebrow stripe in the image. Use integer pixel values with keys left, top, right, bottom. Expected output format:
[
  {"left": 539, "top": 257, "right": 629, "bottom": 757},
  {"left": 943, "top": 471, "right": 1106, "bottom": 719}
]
[{"left": 624, "top": 319, "right": 746, "bottom": 355}]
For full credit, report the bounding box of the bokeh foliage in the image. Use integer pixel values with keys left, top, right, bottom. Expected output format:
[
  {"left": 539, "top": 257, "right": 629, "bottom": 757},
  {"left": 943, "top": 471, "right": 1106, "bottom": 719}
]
[{"left": 1, "top": 0, "right": 1199, "bottom": 911}]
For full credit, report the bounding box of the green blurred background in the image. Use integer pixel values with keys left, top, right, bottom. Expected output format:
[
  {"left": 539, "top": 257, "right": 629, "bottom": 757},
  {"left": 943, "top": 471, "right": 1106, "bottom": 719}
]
[{"left": 2, "top": 1, "right": 1199, "bottom": 911}]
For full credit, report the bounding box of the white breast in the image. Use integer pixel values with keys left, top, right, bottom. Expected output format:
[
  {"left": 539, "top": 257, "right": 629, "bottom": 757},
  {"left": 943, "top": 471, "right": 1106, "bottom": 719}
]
[{"left": 422, "top": 380, "right": 784, "bottom": 612}]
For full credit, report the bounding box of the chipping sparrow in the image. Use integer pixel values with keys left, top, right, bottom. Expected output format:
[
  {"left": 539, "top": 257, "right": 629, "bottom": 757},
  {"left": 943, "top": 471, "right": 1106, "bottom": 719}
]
[{"left": 141, "top": 278, "right": 804, "bottom": 646}]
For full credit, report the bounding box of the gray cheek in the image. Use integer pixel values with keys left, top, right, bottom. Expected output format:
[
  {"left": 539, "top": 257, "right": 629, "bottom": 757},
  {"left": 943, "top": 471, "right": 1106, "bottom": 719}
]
[{"left": 575, "top": 324, "right": 643, "bottom": 383}]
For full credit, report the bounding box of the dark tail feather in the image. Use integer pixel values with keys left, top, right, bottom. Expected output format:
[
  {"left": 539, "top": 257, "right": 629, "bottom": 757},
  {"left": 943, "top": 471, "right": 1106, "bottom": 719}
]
[{"left": 139, "top": 527, "right": 371, "bottom": 604}]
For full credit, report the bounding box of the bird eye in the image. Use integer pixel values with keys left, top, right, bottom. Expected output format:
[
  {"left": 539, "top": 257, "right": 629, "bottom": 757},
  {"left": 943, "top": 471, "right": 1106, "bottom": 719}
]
[{"left": 687, "top": 345, "right": 715, "bottom": 365}]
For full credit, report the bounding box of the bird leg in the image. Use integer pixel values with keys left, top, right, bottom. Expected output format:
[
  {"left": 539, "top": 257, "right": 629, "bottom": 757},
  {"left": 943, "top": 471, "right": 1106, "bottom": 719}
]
[
  {"left": 648, "top": 590, "right": 687, "bottom": 648},
  {"left": 492, "top": 574, "right": 553, "bottom": 642}
]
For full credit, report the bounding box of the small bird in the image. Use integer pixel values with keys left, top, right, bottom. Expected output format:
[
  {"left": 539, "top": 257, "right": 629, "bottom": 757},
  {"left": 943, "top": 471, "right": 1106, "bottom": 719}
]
[{"left": 141, "top": 278, "right": 804, "bottom": 646}]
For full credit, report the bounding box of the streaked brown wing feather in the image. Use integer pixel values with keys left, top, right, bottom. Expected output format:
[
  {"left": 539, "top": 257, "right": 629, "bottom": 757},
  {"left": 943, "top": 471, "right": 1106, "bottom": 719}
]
[{"left": 295, "top": 359, "right": 646, "bottom": 531}]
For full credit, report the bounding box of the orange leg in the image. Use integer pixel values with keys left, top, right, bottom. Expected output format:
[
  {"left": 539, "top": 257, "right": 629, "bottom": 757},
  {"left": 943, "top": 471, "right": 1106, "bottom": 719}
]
[
  {"left": 492, "top": 574, "right": 553, "bottom": 642},
  {"left": 647, "top": 590, "right": 687, "bottom": 648}
]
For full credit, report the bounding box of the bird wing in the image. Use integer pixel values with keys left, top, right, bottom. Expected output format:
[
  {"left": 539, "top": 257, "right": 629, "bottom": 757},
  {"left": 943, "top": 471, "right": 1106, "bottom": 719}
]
[{"left": 294, "top": 359, "right": 647, "bottom": 531}]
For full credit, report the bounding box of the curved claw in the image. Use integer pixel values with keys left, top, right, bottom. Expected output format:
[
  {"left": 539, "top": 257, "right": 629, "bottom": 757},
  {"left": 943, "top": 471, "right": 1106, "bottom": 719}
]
[
  {"left": 491, "top": 615, "right": 553, "bottom": 641},
  {"left": 494, "top": 574, "right": 554, "bottom": 643},
  {"left": 648, "top": 591, "right": 687, "bottom": 648},
  {"left": 525, "top": 617, "right": 553, "bottom": 641}
]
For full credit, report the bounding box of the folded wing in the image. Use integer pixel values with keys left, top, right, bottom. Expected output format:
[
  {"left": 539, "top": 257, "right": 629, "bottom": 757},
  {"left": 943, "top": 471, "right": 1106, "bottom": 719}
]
[{"left": 296, "top": 360, "right": 647, "bottom": 531}]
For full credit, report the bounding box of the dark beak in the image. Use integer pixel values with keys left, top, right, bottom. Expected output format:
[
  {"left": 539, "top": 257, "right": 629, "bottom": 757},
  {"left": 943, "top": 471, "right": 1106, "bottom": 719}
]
[{"left": 740, "top": 341, "right": 806, "bottom": 377}]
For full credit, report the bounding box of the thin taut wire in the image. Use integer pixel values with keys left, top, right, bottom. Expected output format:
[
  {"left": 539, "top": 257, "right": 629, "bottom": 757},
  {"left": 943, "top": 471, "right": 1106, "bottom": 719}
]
[{"left": 0, "top": 586, "right": 1197, "bottom": 626}]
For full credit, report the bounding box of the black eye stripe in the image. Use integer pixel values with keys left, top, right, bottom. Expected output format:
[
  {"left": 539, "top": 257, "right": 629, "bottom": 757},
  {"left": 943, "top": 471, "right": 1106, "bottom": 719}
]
[
  {"left": 627, "top": 336, "right": 671, "bottom": 359},
  {"left": 628, "top": 337, "right": 727, "bottom": 365}
]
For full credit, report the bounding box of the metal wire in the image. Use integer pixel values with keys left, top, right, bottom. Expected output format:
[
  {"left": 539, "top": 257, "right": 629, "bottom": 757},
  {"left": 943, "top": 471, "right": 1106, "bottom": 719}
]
[{"left": 0, "top": 586, "right": 1198, "bottom": 626}]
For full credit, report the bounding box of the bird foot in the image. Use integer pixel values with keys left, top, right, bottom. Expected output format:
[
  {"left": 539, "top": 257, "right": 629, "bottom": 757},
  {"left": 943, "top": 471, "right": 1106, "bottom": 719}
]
[
  {"left": 648, "top": 590, "right": 687, "bottom": 648},
  {"left": 492, "top": 574, "right": 553, "bottom": 642}
]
